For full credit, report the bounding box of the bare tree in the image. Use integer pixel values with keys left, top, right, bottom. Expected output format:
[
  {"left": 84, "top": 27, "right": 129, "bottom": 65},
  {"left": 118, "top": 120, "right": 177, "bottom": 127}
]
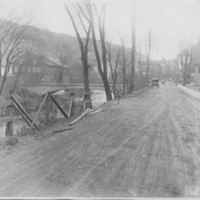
[
  {"left": 178, "top": 37, "right": 192, "bottom": 86},
  {"left": 54, "top": 44, "right": 73, "bottom": 66},
  {"left": 65, "top": 3, "right": 92, "bottom": 108},
  {"left": 88, "top": 3, "right": 112, "bottom": 101},
  {"left": 54, "top": 44, "right": 74, "bottom": 83},
  {"left": 0, "top": 19, "right": 33, "bottom": 95},
  {"left": 118, "top": 34, "right": 130, "bottom": 95},
  {"left": 106, "top": 40, "right": 121, "bottom": 97},
  {"left": 11, "top": 61, "right": 23, "bottom": 93}
]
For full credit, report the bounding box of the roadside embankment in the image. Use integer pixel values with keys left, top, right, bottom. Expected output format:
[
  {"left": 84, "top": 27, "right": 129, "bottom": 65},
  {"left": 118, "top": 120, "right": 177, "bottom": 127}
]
[{"left": 178, "top": 85, "right": 200, "bottom": 99}]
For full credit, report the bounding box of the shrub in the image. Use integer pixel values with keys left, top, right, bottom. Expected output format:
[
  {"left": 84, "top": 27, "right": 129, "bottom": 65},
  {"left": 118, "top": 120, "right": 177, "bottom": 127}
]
[
  {"left": 16, "top": 126, "right": 35, "bottom": 136},
  {"left": 5, "top": 136, "right": 19, "bottom": 146}
]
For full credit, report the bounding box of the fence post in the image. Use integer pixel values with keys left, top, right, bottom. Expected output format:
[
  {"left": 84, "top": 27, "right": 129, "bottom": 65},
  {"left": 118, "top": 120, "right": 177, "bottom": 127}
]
[
  {"left": 45, "top": 93, "right": 50, "bottom": 122},
  {"left": 68, "top": 92, "right": 74, "bottom": 117},
  {"left": 5, "top": 105, "right": 13, "bottom": 137}
]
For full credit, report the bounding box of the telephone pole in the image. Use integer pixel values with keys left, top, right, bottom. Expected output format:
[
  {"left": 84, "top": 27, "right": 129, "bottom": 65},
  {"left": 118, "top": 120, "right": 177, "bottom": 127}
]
[
  {"left": 146, "top": 27, "right": 151, "bottom": 84},
  {"left": 139, "top": 48, "right": 142, "bottom": 87},
  {"left": 130, "top": 3, "right": 136, "bottom": 92}
]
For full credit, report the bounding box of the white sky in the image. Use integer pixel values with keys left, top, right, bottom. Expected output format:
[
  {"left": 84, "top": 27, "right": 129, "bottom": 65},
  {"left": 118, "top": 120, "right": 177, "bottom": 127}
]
[{"left": 0, "top": 0, "right": 200, "bottom": 60}]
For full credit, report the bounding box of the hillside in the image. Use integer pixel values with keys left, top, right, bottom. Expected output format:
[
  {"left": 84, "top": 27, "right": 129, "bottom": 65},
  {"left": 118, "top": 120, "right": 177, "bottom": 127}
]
[{"left": 27, "top": 25, "right": 146, "bottom": 84}]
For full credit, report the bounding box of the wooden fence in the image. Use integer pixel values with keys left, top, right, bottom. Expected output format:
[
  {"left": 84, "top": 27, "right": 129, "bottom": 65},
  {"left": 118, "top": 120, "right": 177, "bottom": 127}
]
[
  {"left": 0, "top": 84, "right": 151, "bottom": 137},
  {"left": 0, "top": 89, "right": 93, "bottom": 137},
  {"left": 0, "top": 98, "right": 14, "bottom": 137}
]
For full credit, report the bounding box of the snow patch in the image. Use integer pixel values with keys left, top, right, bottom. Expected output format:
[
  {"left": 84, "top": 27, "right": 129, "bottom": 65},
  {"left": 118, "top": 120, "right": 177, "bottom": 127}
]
[
  {"left": 91, "top": 90, "right": 114, "bottom": 108},
  {"left": 178, "top": 85, "right": 200, "bottom": 99}
]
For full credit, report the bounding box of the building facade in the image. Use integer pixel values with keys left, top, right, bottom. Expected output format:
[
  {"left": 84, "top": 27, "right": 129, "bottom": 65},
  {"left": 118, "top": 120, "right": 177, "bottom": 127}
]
[{"left": 12, "top": 52, "right": 70, "bottom": 85}]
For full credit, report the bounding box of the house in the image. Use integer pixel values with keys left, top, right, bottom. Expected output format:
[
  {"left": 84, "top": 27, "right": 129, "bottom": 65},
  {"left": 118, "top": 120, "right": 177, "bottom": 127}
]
[
  {"left": 12, "top": 52, "right": 70, "bottom": 85},
  {"left": 191, "top": 42, "right": 200, "bottom": 85}
]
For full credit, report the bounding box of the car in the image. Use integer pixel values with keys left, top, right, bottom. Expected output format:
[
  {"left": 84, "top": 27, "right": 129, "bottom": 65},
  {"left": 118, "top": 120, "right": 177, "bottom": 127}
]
[{"left": 151, "top": 78, "right": 159, "bottom": 87}]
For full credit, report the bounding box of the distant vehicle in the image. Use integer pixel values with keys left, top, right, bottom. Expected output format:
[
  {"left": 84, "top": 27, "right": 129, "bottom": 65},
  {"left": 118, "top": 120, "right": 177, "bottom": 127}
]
[{"left": 150, "top": 78, "right": 159, "bottom": 87}]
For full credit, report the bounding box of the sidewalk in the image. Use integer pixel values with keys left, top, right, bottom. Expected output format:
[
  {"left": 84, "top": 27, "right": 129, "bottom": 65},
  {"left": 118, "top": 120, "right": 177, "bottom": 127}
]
[{"left": 178, "top": 84, "right": 200, "bottom": 99}]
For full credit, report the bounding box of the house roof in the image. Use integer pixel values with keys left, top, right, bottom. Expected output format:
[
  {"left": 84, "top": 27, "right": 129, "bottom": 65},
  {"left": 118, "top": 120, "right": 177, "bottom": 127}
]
[
  {"left": 45, "top": 63, "right": 69, "bottom": 69},
  {"left": 44, "top": 57, "right": 69, "bottom": 69},
  {"left": 15, "top": 52, "right": 70, "bottom": 69}
]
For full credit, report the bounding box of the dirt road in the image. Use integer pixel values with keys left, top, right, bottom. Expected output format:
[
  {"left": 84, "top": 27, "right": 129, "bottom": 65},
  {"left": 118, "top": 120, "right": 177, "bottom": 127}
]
[{"left": 1, "top": 83, "right": 200, "bottom": 197}]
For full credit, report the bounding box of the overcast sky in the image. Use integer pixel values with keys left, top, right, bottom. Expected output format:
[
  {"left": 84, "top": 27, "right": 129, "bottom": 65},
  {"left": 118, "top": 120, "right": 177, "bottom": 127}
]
[{"left": 0, "top": 0, "right": 200, "bottom": 60}]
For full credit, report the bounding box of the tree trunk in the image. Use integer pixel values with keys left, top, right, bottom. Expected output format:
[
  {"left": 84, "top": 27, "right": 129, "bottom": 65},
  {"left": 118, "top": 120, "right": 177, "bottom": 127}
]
[
  {"left": 102, "top": 74, "right": 112, "bottom": 101},
  {"left": 82, "top": 61, "right": 92, "bottom": 109},
  {"left": 88, "top": 5, "right": 112, "bottom": 102},
  {"left": 0, "top": 73, "right": 7, "bottom": 95},
  {"left": 0, "top": 57, "right": 2, "bottom": 79},
  {"left": 0, "top": 61, "right": 11, "bottom": 95},
  {"left": 123, "top": 70, "right": 126, "bottom": 95},
  {"left": 183, "top": 63, "right": 187, "bottom": 86},
  {"left": 0, "top": 45, "right": 2, "bottom": 79},
  {"left": 12, "top": 64, "right": 23, "bottom": 94},
  {"left": 6, "top": 105, "right": 13, "bottom": 137}
]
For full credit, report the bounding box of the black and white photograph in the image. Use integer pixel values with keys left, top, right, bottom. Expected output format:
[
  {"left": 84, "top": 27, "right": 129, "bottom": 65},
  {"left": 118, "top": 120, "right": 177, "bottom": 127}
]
[{"left": 0, "top": 0, "right": 200, "bottom": 198}]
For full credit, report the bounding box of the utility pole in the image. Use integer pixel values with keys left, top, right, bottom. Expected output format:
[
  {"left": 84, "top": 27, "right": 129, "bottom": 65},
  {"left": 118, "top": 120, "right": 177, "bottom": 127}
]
[
  {"left": 139, "top": 48, "right": 142, "bottom": 88},
  {"left": 146, "top": 27, "right": 151, "bottom": 84},
  {"left": 130, "top": 3, "right": 136, "bottom": 92}
]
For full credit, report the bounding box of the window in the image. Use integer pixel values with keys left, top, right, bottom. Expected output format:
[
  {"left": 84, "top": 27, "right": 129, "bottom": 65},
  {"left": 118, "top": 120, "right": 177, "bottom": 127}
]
[
  {"left": 37, "top": 67, "right": 40, "bottom": 73},
  {"left": 28, "top": 66, "right": 31, "bottom": 73}
]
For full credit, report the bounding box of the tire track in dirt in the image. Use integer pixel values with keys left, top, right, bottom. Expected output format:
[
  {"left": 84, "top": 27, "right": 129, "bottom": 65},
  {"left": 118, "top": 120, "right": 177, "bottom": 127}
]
[
  {"left": 167, "top": 85, "right": 200, "bottom": 197},
  {"left": 126, "top": 88, "right": 170, "bottom": 197},
  {"left": 72, "top": 117, "right": 162, "bottom": 197},
  {"left": 0, "top": 107, "right": 136, "bottom": 180},
  {"left": 130, "top": 86, "right": 188, "bottom": 197},
  {"left": 150, "top": 106, "right": 169, "bottom": 195},
  {"left": 0, "top": 87, "right": 167, "bottom": 197},
  {"left": 169, "top": 110, "right": 190, "bottom": 196},
  {"left": 62, "top": 112, "right": 166, "bottom": 197},
  {"left": 27, "top": 88, "right": 167, "bottom": 196},
  {"left": 61, "top": 88, "right": 168, "bottom": 197}
]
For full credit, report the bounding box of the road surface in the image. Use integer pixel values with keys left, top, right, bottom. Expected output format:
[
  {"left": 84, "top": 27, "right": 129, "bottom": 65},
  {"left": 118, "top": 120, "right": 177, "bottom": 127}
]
[{"left": 0, "top": 82, "right": 200, "bottom": 197}]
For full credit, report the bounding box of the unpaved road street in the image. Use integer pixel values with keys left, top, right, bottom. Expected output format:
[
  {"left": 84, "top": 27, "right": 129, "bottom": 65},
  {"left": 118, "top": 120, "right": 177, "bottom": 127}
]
[{"left": 1, "top": 83, "right": 200, "bottom": 197}]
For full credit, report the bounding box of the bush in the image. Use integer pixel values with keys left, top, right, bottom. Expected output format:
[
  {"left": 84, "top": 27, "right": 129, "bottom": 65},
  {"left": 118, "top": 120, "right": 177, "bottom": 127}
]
[
  {"left": 5, "top": 136, "right": 19, "bottom": 146},
  {"left": 16, "top": 126, "right": 35, "bottom": 136}
]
